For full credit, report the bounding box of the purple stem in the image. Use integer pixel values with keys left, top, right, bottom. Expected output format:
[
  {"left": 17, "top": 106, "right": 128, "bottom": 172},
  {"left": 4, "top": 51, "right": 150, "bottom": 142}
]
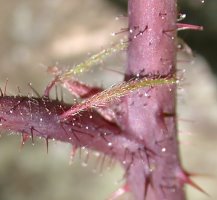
[
  {"left": 118, "top": 0, "right": 185, "bottom": 199},
  {"left": 0, "top": 96, "right": 145, "bottom": 166}
]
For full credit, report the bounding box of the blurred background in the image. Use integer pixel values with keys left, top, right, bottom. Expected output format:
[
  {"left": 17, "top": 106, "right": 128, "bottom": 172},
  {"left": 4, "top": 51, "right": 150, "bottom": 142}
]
[{"left": 0, "top": 0, "right": 216, "bottom": 200}]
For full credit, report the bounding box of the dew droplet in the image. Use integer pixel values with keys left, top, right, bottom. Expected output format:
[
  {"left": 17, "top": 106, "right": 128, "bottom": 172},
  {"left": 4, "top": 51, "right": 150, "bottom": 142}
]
[
  {"left": 108, "top": 142, "right": 112, "bottom": 147},
  {"left": 177, "top": 44, "right": 182, "bottom": 49},
  {"left": 81, "top": 146, "right": 86, "bottom": 150},
  {"left": 144, "top": 92, "right": 149, "bottom": 97},
  {"left": 177, "top": 13, "right": 186, "bottom": 21},
  {"left": 122, "top": 160, "right": 126, "bottom": 165},
  {"left": 161, "top": 147, "right": 166, "bottom": 152}
]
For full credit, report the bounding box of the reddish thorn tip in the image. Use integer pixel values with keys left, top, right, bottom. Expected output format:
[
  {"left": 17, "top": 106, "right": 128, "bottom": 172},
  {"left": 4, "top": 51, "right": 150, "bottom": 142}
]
[
  {"left": 177, "top": 169, "right": 209, "bottom": 196},
  {"left": 107, "top": 184, "right": 129, "bottom": 200}
]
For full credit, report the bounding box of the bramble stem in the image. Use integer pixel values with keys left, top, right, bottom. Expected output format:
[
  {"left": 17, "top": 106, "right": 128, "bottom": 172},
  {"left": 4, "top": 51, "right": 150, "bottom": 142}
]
[{"left": 119, "top": 1, "right": 186, "bottom": 199}]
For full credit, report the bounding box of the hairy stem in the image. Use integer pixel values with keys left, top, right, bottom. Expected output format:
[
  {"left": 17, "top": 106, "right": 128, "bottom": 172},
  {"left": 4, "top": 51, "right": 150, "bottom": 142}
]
[
  {"left": 0, "top": 1, "right": 189, "bottom": 199},
  {"left": 120, "top": 0, "right": 185, "bottom": 199}
]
